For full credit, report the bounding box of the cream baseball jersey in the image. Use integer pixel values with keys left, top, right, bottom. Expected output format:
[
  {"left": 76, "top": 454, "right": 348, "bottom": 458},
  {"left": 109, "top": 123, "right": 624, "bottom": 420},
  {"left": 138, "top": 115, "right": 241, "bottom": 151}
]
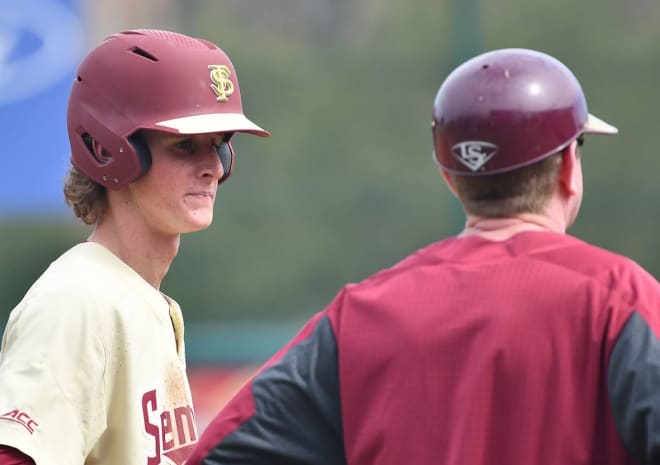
[{"left": 0, "top": 242, "right": 197, "bottom": 465}]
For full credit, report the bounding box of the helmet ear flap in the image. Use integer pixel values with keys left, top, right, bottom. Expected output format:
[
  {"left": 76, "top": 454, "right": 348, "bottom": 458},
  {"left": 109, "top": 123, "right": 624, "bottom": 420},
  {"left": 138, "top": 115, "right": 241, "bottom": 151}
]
[
  {"left": 127, "top": 133, "right": 153, "bottom": 179},
  {"left": 88, "top": 136, "right": 112, "bottom": 165},
  {"left": 216, "top": 134, "right": 235, "bottom": 185},
  {"left": 77, "top": 132, "right": 152, "bottom": 186}
]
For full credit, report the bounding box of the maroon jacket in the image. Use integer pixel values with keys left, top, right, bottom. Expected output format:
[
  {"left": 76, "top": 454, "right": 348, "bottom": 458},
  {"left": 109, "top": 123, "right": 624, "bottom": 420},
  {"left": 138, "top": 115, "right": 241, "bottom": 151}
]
[{"left": 188, "top": 232, "right": 660, "bottom": 465}]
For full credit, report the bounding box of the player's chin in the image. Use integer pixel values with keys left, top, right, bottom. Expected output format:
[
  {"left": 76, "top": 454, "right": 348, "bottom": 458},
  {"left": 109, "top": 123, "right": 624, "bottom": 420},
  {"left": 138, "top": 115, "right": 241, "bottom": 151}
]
[{"left": 182, "top": 209, "right": 215, "bottom": 232}]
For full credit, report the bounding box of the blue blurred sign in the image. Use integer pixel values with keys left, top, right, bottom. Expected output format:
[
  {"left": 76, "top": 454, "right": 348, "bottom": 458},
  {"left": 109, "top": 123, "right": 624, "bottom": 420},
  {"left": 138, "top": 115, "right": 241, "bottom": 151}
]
[{"left": 0, "top": 0, "right": 84, "bottom": 217}]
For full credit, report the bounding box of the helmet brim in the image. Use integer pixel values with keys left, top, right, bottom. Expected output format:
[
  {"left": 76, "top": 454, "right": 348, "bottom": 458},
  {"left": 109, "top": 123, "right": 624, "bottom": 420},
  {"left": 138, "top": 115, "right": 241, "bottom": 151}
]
[
  {"left": 155, "top": 113, "right": 270, "bottom": 137},
  {"left": 584, "top": 113, "right": 618, "bottom": 135}
]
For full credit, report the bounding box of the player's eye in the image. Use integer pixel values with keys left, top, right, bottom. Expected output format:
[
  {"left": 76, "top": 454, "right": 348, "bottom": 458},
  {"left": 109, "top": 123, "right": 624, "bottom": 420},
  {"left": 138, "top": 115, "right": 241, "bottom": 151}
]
[
  {"left": 175, "top": 139, "right": 193, "bottom": 151},
  {"left": 577, "top": 136, "right": 585, "bottom": 147}
]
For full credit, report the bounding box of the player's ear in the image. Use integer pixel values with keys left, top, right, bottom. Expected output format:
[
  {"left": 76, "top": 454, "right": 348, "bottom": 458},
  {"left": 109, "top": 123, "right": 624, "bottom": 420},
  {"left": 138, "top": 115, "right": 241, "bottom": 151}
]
[
  {"left": 441, "top": 169, "right": 459, "bottom": 197},
  {"left": 558, "top": 141, "right": 580, "bottom": 196}
]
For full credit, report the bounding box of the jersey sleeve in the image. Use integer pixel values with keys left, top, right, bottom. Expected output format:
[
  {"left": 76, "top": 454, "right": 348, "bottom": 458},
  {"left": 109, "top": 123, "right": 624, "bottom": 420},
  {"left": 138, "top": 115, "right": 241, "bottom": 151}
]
[
  {"left": 608, "top": 311, "right": 660, "bottom": 464},
  {"left": 0, "top": 290, "right": 107, "bottom": 465},
  {"left": 606, "top": 265, "right": 660, "bottom": 465},
  {"left": 188, "top": 302, "right": 347, "bottom": 465}
]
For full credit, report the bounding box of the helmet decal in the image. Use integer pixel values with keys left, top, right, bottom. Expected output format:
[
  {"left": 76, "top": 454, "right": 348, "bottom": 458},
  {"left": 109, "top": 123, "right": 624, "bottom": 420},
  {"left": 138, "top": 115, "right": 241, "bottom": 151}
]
[
  {"left": 451, "top": 141, "right": 498, "bottom": 172},
  {"left": 208, "top": 65, "right": 234, "bottom": 102}
]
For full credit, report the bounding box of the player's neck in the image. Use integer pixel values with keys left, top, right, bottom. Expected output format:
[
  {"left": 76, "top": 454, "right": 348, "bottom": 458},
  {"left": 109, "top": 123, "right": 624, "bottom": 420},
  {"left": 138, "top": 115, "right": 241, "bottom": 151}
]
[
  {"left": 88, "top": 220, "right": 180, "bottom": 289},
  {"left": 460, "top": 213, "right": 565, "bottom": 241}
]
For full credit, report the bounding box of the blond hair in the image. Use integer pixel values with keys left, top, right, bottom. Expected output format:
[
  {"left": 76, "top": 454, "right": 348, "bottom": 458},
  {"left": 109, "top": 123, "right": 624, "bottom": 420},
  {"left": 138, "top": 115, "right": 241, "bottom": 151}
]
[{"left": 63, "top": 166, "right": 108, "bottom": 225}]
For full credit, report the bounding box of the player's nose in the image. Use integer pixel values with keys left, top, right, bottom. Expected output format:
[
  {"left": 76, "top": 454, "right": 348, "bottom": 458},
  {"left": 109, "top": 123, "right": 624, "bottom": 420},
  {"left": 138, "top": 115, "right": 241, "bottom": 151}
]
[{"left": 199, "top": 143, "right": 225, "bottom": 181}]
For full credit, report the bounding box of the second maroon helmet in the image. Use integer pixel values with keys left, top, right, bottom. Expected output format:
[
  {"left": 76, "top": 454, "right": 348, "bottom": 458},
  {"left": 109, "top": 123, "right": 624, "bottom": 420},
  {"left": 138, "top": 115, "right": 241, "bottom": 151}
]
[
  {"left": 432, "top": 48, "right": 617, "bottom": 175},
  {"left": 67, "top": 29, "right": 269, "bottom": 189}
]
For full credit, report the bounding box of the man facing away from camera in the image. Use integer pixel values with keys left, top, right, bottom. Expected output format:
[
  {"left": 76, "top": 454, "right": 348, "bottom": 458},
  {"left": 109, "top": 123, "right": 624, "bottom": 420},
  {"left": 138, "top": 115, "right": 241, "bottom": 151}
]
[{"left": 186, "top": 48, "right": 660, "bottom": 465}]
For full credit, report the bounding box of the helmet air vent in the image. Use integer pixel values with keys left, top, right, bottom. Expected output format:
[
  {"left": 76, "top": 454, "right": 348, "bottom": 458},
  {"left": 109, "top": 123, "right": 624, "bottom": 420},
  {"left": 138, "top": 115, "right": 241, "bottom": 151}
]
[{"left": 129, "top": 47, "right": 158, "bottom": 62}]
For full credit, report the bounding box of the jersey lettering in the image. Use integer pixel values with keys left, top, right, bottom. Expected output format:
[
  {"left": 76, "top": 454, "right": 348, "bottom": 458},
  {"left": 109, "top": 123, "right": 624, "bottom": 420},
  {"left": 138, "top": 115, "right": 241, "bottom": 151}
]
[
  {"left": 0, "top": 409, "right": 39, "bottom": 434},
  {"left": 142, "top": 390, "right": 198, "bottom": 465},
  {"left": 142, "top": 391, "right": 161, "bottom": 465}
]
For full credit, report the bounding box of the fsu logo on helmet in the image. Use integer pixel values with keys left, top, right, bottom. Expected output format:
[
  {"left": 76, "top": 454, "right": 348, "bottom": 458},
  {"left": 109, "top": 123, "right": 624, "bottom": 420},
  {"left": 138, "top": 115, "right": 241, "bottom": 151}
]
[
  {"left": 208, "top": 64, "right": 234, "bottom": 101},
  {"left": 451, "top": 141, "right": 498, "bottom": 172}
]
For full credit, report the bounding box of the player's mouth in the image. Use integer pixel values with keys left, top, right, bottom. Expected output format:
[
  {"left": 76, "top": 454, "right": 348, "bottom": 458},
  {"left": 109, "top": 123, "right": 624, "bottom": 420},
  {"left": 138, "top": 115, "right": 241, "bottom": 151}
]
[{"left": 185, "top": 191, "right": 215, "bottom": 201}]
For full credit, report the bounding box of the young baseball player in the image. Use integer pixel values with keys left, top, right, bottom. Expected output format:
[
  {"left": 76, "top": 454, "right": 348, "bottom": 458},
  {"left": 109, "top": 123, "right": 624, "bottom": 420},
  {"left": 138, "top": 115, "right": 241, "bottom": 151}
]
[
  {"left": 186, "top": 49, "right": 660, "bottom": 465},
  {"left": 0, "top": 29, "right": 268, "bottom": 465}
]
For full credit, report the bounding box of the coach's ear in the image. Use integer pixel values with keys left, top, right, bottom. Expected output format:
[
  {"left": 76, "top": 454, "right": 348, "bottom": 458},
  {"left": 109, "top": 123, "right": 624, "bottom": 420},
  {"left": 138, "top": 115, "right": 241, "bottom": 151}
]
[
  {"left": 441, "top": 169, "right": 459, "bottom": 197},
  {"left": 558, "top": 141, "right": 581, "bottom": 196}
]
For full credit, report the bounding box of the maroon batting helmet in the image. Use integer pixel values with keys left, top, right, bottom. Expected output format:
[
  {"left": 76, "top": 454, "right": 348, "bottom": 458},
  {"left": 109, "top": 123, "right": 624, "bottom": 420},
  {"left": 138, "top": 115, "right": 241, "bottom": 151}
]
[
  {"left": 432, "top": 48, "right": 617, "bottom": 175},
  {"left": 67, "top": 29, "right": 269, "bottom": 189}
]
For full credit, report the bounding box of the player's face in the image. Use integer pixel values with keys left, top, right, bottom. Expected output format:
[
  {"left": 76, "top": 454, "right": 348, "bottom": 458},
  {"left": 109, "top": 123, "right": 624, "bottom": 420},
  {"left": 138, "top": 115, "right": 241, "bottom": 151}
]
[{"left": 126, "top": 129, "right": 226, "bottom": 235}]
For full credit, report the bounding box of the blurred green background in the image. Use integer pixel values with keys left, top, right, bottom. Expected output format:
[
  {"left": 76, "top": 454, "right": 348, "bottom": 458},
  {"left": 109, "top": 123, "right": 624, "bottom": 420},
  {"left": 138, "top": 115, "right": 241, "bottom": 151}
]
[{"left": 1, "top": 0, "right": 658, "bottom": 363}]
